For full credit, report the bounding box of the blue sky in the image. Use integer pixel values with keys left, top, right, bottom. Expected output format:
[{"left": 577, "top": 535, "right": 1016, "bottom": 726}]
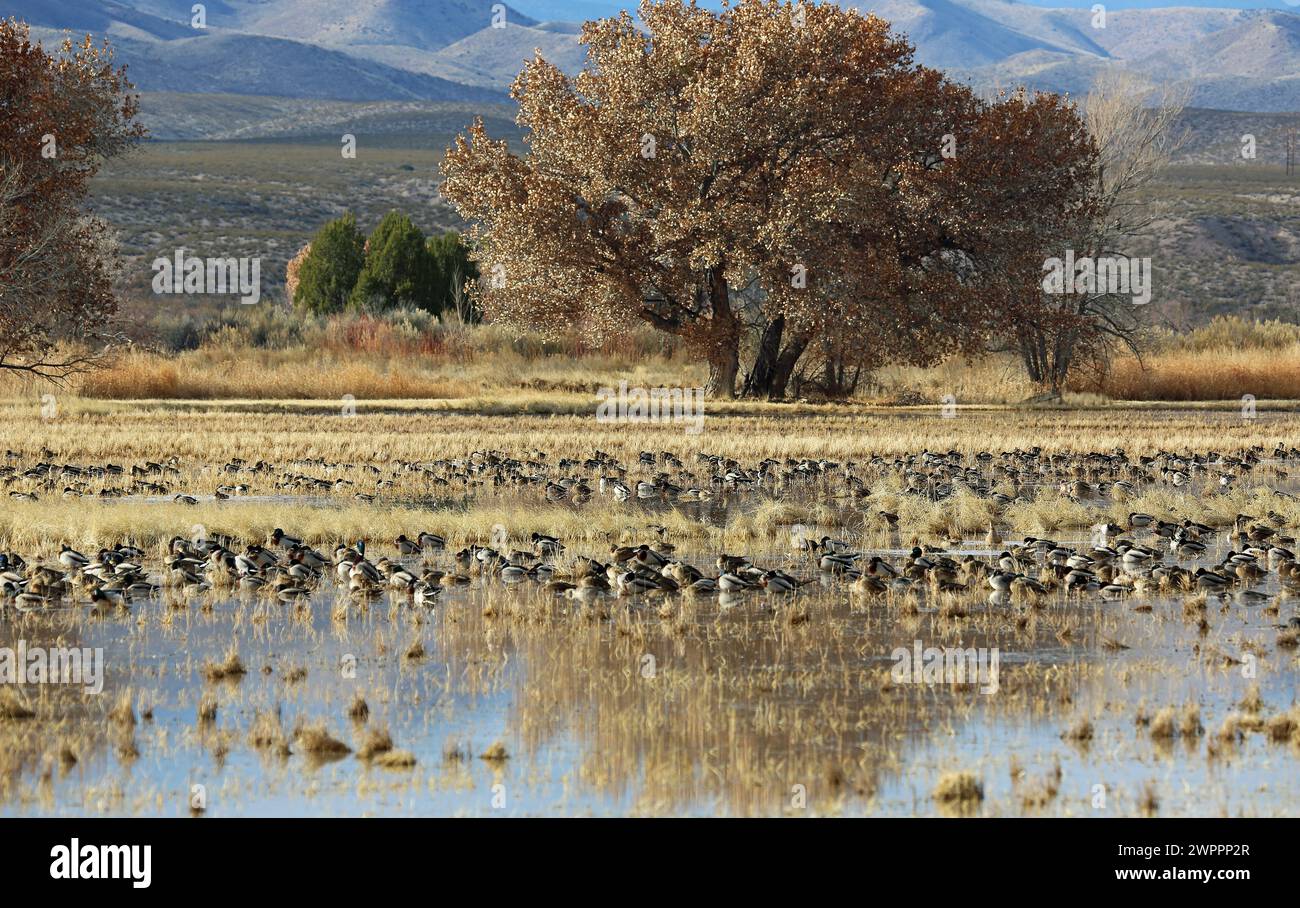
[{"left": 511, "top": 0, "right": 1297, "bottom": 22}]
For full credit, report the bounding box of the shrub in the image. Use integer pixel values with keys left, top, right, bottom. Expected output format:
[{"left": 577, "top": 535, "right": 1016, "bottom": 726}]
[
  {"left": 294, "top": 213, "right": 366, "bottom": 314},
  {"left": 350, "top": 211, "right": 440, "bottom": 312}
]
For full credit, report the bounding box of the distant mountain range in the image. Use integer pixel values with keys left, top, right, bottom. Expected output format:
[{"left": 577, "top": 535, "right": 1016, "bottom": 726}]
[
  {"left": 9, "top": 0, "right": 1300, "bottom": 120},
  {"left": 860, "top": 0, "right": 1300, "bottom": 111}
]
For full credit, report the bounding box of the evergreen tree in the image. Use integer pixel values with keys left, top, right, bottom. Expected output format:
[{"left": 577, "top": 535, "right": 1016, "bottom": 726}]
[
  {"left": 350, "top": 211, "right": 437, "bottom": 311},
  {"left": 426, "top": 231, "right": 480, "bottom": 320},
  {"left": 294, "top": 213, "right": 366, "bottom": 314}
]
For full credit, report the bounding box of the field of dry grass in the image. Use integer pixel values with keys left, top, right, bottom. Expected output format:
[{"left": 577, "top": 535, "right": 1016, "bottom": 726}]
[
  {"left": 2, "top": 400, "right": 1298, "bottom": 554},
  {"left": 6, "top": 313, "right": 1299, "bottom": 407},
  {"left": 1083, "top": 317, "right": 1300, "bottom": 402}
]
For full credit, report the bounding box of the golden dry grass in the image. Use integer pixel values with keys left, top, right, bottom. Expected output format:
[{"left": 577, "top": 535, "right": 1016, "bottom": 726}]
[
  {"left": 202, "top": 647, "right": 247, "bottom": 683},
  {"left": 2, "top": 400, "right": 1298, "bottom": 553},
  {"left": 9, "top": 314, "right": 1300, "bottom": 405},
  {"left": 69, "top": 343, "right": 1300, "bottom": 405},
  {"left": 78, "top": 350, "right": 480, "bottom": 401},
  {"left": 1097, "top": 347, "right": 1300, "bottom": 402},
  {"left": 293, "top": 722, "right": 351, "bottom": 757}
]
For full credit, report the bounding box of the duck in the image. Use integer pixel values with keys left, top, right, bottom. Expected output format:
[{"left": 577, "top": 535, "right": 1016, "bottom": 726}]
[
  {"left": 417, "top": 531, "right": 447, "bottom": 551},
  {"left": 663, "top": 561, "right": 704, "bottom": 586},
  {"left": 270, "top": 528, "right": 303, "bottom": 549},
  {"left": 818, "top": 551, "right": 858, "bottom": 574},
  {"left": 57, "top": 544, "right": 90, "bottom": 571},
  {"left": 394, "top": 534, "right": 423, "bottom": 555},
  {"left": 850, "top": 574, "right": 888, "bottom": 596},
  {"left": 616, "top": 570, "right": 662, "bottom": 596},
  {"left": 717, "top": 571, "right": 755, "bottom": 592},
  {"left": 988, "top": 570, "right": 1018, "bottom": 592},
  {"left": 716, "top": 553, "right": 751, "bottom": 573},
  {"left": 759, "top": 570, "right": 806, "bottom": 593},
  {"left": 499, "top": 563, "right": 530, "bottom": 584},
  {"left": 633, "top": 545, "right": 669, "bottom": 568},
  {"left": 412, "top": 582, "right": 440, "bottom": 607},
  {"left": 1193, "top": 568, "right": 1232, "bottom": 592},
  {"left": 564, "top": 585, "right": 610, "bottom": 605},
  {"left": 531, "top": 533, "right": 565, "bottom": 556}
]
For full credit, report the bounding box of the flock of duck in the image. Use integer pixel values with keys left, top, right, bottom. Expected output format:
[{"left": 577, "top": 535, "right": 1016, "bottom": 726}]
[
  {"left": 1, "top": 514, "right": 1298, "bottom": 624},
  {"left": 2, "top": 445, "right": 1299, "bottom": 623},
  {"left": 6, "top": 444, "right": 1299, "bottom": 507}
]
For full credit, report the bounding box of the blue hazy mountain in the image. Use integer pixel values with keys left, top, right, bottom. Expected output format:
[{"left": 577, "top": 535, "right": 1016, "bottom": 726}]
[{"left": 9, "top": 0, "right": 1300, "bottom": 110}]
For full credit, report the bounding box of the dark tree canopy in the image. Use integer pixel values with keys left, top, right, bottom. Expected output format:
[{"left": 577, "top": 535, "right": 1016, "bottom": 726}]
[
  {"left": 350, "top": 211, "right": 440, "bottom": 312},
  {"left": 294, "top": 213, "right": 367, "bottom": 315},
  {"left": 426, "top": 231, "right": 480, "bottom": 320}
]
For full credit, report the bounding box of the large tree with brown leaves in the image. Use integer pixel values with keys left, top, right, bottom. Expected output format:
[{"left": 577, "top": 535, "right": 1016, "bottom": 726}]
[
  {"left": 0, "top": 19, "right": 145, "bottom": 381},
  {"left": 441, "top": 0, "right": 1098, "bottom": 398}
]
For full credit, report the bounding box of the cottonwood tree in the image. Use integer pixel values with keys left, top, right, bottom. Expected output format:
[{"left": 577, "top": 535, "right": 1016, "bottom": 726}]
[
  {"left": 442, "top": 0, "right": 1097, "bottom": 398},
  {"left": 0, "top": 20, "right": 145, "bottom": 380},
  {"left": 1012, "top": 72, "right": 1189, "bottom": 394}
]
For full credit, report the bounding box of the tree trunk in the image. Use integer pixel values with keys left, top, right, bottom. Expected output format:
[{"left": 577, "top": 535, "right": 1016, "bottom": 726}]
[
  {"left": 743, "top": 316, "right": 786, "bottom": 398},
  {"left": 743, "top": 317, "right": 812, "bottom": 400},
  {"left": 707, "top": 350, "right": 740, "bottom": 399},
  {"left": 701, "top": 267, "right": 740, "bottom": 399},
  {"left": 766, "top": 334, "right": 808, "bottom": 399}
]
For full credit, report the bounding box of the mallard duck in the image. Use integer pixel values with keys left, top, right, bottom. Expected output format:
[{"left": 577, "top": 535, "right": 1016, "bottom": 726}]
[
  {"left": 90, "top": 586, "right": 130, "bottom": 608},
  {"left": 988, "top": 570, "right": 1017, "bottom": 592},
  {"left": 818, "top": 552, "right": 858, "bottom": 574},
  {"left": 500, "top": 563, "right": 530, "bottom": 584},
  {"left": 531, "top": 533, "right": 565, "bottom": 556},
  {"left": 663, "top": 561, "right": 704, "bottom": 585},
  {"left": 417, "top": 532, "right": 447, "bottom": 551},
  {"left": 564, "top": 585, "right": 609, "bottom": 605},
  {"left": 759, "top": 570, "right": 806, "bottom": 593},
  {"left": 717, "top": 571, "right": 754, "bottom": 592},
  {"left": 57, "top": 544, "right": 90, "bottom": 570},
  {"left": 850, "top": 574, "right": 888, "bottom": 596},
  {"left": 413, "top": 582, "right": 440, "bottom": 607},
  {"left": 1194, "top": 568, "right": 1232, "bottom": 592},
  {"left": 633, "top": 545, "right": 669, "bottom": 568},
  {"left": 394, "top": 534, "right": 422, "bottom": 555},
  {"left": 616, "top": 571, "right": 661, "bottom": 596},
  {"left": 269, "top": 528, "right": 303, "bottom": 549},
  {"left": 716, "top": 553, "right": 750, "bottom": 573},
  {"left": 864, "top": 556, "right": 896, "bottom": 577}
]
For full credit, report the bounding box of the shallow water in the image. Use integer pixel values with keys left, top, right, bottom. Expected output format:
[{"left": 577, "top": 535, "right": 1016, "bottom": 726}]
[{"left": 3, "top": 534, "right": 1297, "bottom": 817}]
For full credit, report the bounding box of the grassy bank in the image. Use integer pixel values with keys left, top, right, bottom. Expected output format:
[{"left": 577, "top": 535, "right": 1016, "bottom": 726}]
[{"left": 6, "top": 312, "right": 1300, "bottom": 405}]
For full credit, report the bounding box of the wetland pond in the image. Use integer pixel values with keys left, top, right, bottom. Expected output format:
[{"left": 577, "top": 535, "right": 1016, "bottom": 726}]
[{"left": 3, "top": 534, "right": 1298, "bottom": 817}]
